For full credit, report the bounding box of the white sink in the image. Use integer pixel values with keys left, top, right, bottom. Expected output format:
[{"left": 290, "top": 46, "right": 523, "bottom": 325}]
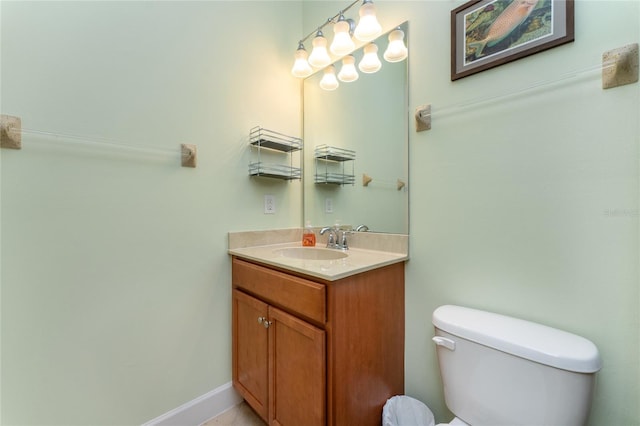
[{"left": 275, "top": 247, "right": 348, "bottom": 261}]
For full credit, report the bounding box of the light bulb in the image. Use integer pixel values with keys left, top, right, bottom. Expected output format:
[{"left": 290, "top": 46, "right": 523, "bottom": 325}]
[
  {"left": 358, "top": 43, "right": 381, "bottom": 74},
  {"left": 320, "top": 65, "right": 339, "bottom": 91},
  {"left": 308, "top": 30, "right": 331, "bottom": 69},
  {"left": 383, "top": 28, "right": 408, "bottom": 63},
  {"left": 330, "top": 15, "right": 355, "bottom": 56},
  {"left": 354, "top": 0, "right": 382, "bottom": 42},
  {"left": 291, "top": 43, "right": 313, "bottom": 78},
  {"left": 338, "top": 55, "right": 359, "bottom": 82}
]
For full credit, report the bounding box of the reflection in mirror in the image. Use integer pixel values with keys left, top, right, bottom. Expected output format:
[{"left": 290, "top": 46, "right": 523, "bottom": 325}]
[{"left": 303, "top": 22, "right": 409, "bottom": 234}]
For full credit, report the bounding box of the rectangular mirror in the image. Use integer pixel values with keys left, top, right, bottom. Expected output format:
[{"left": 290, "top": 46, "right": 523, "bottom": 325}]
[{"left": 303, "top": 22, "right": 409, "bottom": 234}]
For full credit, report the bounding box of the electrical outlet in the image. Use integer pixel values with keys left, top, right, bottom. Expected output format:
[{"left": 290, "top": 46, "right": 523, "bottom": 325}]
[
  {"left": 325, "top": 198, "right": 333, "bottom": 213},
  {"left": 264, "top": 195, "right": 275, "bottom": 214}
]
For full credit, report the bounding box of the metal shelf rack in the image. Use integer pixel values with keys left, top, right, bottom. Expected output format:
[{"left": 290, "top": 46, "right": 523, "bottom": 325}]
[
  {"left": 314, "top": 145, "right": 356, "bottom": 185},
  {"left": 249, "top": 126, "right": 302, "bottom": 181}
]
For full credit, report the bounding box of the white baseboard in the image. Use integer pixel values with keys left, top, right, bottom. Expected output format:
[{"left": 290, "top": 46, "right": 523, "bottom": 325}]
[{"left": 142, "top": 382, "right": 243, "bottom": 426}]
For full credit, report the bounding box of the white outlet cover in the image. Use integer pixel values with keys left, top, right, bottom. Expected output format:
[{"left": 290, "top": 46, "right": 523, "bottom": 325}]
[
  {"left": 264, "top": 195, "right": 275, "bottom": 214},
  {"left": 325, "top": 198, "right": 333, "bottom": 213}
]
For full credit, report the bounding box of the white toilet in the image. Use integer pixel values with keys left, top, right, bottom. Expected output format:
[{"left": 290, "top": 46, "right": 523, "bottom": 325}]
[{"left": 430, "top": 305, "right": 602, "bottom": 426}]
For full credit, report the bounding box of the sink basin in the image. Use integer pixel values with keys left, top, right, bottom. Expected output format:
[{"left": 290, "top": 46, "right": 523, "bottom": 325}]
[{"left": 275, "top": 247, "right": 348, "bottom": 261}]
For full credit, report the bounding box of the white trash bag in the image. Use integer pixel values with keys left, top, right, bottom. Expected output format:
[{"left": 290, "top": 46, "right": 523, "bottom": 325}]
[{"left": 382, "top": 395, "right": 435, "bottom": 426}]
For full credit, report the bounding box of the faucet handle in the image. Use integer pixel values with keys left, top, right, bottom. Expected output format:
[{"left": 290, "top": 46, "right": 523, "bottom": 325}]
[
  {"left": 320, "top": 226, "right": 337, "bottom": 247},
  {"left": 355, "top": 224, "right": 369, "bottom": 232},
  {"left": 339, "top": 229, "right": 352, "bottom": 250},
  {"left": 328, "top": 232, "right": 336, "bottom": 245}
]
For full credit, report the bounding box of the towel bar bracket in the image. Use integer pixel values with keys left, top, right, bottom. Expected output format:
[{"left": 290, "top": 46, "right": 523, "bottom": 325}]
[{"left": 1, "top": 114, "right": 22, "bottom": 150}]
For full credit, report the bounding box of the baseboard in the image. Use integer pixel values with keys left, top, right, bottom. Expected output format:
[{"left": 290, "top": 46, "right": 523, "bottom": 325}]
[{"left": 142, "top": 382, "right": 243, "bottom": 426}]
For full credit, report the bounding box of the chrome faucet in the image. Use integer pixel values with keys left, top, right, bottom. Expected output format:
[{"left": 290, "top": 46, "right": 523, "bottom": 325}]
[
  {"left": 320, "top": 226, "right": 350, "bottom": 250},
  {"left": 319, "top": 226, "right": 337, "bottom": 247},
  {"left": 338, "top": 229, "right": 350, "bottom": 250}
]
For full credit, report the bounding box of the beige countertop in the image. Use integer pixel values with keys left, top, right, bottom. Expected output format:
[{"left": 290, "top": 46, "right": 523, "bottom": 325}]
[
  {"left": 228, "top": 241, "right": 408, "bottom": 281},
  {"left": 228, "top": 228, "right": 408, "bottom": 281}
]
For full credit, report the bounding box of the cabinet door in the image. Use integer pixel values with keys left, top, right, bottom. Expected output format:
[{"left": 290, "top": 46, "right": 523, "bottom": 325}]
[
  {"left": 233, "top": 289, "right": 269, "bottom": 422},
  {"left": 269, "top": 306, "right": 325, "bottom": 426}
]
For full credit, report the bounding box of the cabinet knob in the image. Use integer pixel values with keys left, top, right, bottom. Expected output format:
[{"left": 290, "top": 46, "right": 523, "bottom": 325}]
[{"left": 257, "top": 317, "right": 272, "bottom": 328}]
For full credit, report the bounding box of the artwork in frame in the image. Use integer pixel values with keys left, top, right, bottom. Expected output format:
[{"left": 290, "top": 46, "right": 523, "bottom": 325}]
[{"left": 451, "top": 0, "right": 574, "bottom": 80}]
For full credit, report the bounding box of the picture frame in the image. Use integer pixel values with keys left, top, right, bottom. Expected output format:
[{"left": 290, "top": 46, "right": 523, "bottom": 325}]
[{"left": 451, "top": 0, "right": 574, "bottom": 80}]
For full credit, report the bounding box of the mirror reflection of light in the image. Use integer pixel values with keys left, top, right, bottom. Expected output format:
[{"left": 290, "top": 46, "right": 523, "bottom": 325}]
[
  {"left": 383, "top": 28, "right": 408, "bottom": 63},
  {"left": 320, "top": 65, "right": 340, "bottom": 91},
  {"left": 359, "top": 43, "right": 382, "bottom": 74},
  {"left": 338, "top": 55, "right": 359, "bottom": 82}
]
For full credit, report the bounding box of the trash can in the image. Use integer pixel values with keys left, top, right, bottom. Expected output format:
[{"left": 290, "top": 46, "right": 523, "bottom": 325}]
[{"left": 382, "top": 395, "right": 435, "bottom": 426}]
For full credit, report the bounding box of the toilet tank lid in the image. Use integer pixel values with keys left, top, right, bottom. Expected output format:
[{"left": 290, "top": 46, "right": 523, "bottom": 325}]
[{"left": 432, "top": 305, "right": 602, "bottom": 373}]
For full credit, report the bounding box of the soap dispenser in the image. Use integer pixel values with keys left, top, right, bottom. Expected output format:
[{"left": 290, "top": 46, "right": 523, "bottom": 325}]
[{"left": 302, "top": 221, "right": 316, "bottom": 247}]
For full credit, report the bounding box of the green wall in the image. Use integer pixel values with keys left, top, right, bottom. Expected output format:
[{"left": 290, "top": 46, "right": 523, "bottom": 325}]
[
  {"left": 1, "top": 2, "right": 302, "bottom": 424},
  {"left": 304, "top": 1, "right": 639, "bottom": 425},
  {"left": 397, "top": 1, "right": 639, "bottom": 425},
  {"left": 1, "top": 1, "right": 638, "bottom": 425}
]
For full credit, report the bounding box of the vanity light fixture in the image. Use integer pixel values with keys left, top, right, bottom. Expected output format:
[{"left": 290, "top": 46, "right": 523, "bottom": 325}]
[
  {"left": 308, "top": 30, "right": 331, "bottom": 69},
  {"left": 330, "top": 14, "right": 356, "bottom": 56},
  {"left": 290, "top": 0, "right": 376, "bottom": 77},
  {"left": 291, "top": 42, "right": 313, "bottom": 78},
  {"left": 320, "top": 65, "right": 340, "bottom": 91},
  {"left": 338, "top": 55, "right": 359, "bottom": 82},
  {"left": 358, "top": 43, "right": 382, "bottom": 74},
  {"left": 383, "top": 27, "right": 408, "bottom": 63},
  {"left": 290, "top": 0, "right": 406, "bottom": 90},
  {"left": 353, "top": 0, "right": 382, "bottom": 42}
]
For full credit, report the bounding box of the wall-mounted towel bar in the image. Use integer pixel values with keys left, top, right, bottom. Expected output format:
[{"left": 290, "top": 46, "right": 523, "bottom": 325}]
[
  {"left": 0, "top": 115, "right": 197, "bottom": 168},
  {"left": 362, "top": 173, "right": 406, "bottom": 191},
  {"left": 416, "top": 45, "right": 638, "bottom": 131}
]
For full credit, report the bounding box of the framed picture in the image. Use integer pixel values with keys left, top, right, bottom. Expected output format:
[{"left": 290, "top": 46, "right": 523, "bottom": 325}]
[{"left": 451, "top": 0, "right": 574, "bottom": 80}]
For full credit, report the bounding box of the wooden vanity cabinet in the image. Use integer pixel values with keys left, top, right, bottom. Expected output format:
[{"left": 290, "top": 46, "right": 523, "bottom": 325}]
[
  {"left": 232, "top": 256, "right": 405, "bottom": 426},
  {"left": 233, "top": 289, "right": 326, "bottom": 425}
]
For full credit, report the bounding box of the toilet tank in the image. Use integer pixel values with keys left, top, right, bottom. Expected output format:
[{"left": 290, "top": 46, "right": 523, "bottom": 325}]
[{"left": 432, "top": 305, "right": 602, "bottom": 426}]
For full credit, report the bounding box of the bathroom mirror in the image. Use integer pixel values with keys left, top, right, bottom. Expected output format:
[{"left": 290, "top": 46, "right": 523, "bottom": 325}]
[{"left": 303, "top": 22, "right": 409, "bottom": 234}]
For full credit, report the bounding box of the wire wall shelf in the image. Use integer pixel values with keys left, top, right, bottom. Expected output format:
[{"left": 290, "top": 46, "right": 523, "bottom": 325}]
[
  {"left": 249, "top": 126, "right": 302, "bottom": 181},
  {"left": 314, "top": 145, "right": 356, "bottom": 185},
  {"left": 250, "top": 126, "right": 302, "bottom": 152},
  {"left": 249, "top": 162, "right": 302, "bottom": 180}
]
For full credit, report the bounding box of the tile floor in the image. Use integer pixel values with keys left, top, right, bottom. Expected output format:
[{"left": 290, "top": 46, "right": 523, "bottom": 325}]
[{"left": 201, "top": 401, "right": 266, "bottom": 426}]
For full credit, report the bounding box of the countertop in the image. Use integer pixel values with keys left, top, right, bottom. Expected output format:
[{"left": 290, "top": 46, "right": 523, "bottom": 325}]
[{"left": 228, "top": 242, "right": 408, "bottom": 281}]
